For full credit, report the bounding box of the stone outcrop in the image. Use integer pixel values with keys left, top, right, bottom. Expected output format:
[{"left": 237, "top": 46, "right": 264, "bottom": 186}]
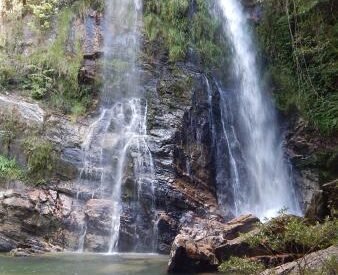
[
  {"left": 0, "top": 182, "right": 79, "bottom": 254},
  {"left": 215, "top": 229, "right": 269, "bottom": 261},
  {"left": 261, "top": 246, "right": 338, "bottom": 274},
  {"left": 286, "top": 117, "right": 338, "bottom": 220},
  {"left": 323, "top": 180, "right": 338, "bottom": 218},
  {"left": 83, "top": 199, "right": 113, "bottom": 251},
  {"left": 167, "top": 214, "right": 259, "bottom": 273},
  {"left": 145, "top": 63, "right": 219, "bottom": 215},
  {"left": 0, "top": 93, "right": 90, "bottom": 180},
  {"left": 0, "top": 94, "right": 44, "bottom": 125}
]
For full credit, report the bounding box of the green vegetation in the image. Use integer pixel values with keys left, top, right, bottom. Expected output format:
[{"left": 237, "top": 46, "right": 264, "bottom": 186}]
[
  {"left": 245, "top": 213, "right": 338, "bottom": 255},
  {"left": 27, "top": 7, "right": 89, "bottom": 114},
  {"left": 143, "top": 0, "right": 230, "bottom": 67},
  {"left": 0, "top": 0, "right": 97, "bottom": 116},
  {"left": 0, "top": 111, "right": 58, "bottom": 185},
  {"left": 219, "top": 213, "right": 338, "bottom": 274},
  {"left": 71, "top": 0, "right": 105, "bottom": 19},
  {"left": 219, "top": 255, "right": 338, "bottom": 274},
  {"left": 23, "top": 137, "right": 56, "bottom": 183},
  {"left": 28, "top": 0, "right": 58, "bottom": 30},
  {"left": 0, "top": 134, "right": 58, "bottom": 185},
  {"left": 218, "top": 256, "right": 265, "bottom": 274},
  {"left": 0, "top": 111, "right": 20, "bottom": 151},
  {"left": 258, "top": 0, "right": 338, "bottom": 134},
  {"left": 0, "top": 155, "right": 23, "bottom": 183}
]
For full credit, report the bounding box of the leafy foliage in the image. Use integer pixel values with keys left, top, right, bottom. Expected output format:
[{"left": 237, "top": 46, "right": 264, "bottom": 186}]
[
  {"left": 0, "top": 1, "right": 94, "bottom": 116},
  {"left": 28, "top": 0, "right": 58, "bottom": 30},
  {"left": 143, "top": 0, "right": 229, "bottom": 67},
  {"left": 258, "top": 0, "right": 338, "bottom": 134},
  {"left": 27, "top": 7, "right": 89, "bottom": 114}
]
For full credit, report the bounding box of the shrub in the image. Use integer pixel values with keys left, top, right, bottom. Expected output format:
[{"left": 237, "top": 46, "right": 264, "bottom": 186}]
[
  {"left": 245, "top": 214, "right": 338, "bottom": 255},
  {"left": 218, "top": 256, "right": 265, "bottom": 274},
  {"left": 28, "top": 0, "right": 58, "bottom": 31},
  {"left": 24, "top": 65, "right": 55, "bottom": 100}
]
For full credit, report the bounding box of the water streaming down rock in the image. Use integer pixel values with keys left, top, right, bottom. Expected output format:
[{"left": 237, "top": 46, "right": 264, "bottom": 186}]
[
  {"left": 74, "top": 0, "right": 157, "bottom": 253},
  {"left": 215, "top": 0, "right": 301, "bottom": 219}
]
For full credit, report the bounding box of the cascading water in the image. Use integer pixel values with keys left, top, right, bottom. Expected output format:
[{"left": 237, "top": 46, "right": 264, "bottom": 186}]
[
  {"left": 75, "top": 0, "right": 157, "bottom": 253},
  {"left": 215, "top": 0, "right": 300, "bottom": 219}
]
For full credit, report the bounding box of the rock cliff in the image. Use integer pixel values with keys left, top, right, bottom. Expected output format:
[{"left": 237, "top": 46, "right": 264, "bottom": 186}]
[{"left": 0, "top": 2, "right": 336, "bottom": 275}]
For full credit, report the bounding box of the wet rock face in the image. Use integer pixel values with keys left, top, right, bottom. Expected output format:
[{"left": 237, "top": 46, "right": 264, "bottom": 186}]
[
  {"left": 137, "top": 62, "right": 222, "bottom": 252},
  {"left": 85, "top": 199, "right": 113, "bottom": 235},
  {"left": 156, "top": 212, "right": 179, "bottom": 254},
  {"left": 0, "top": 62, "right": 222, "bottom": 254},
  {"left": 81, "top": 199, "right": 116, "bottom": 252},
  {"left": 286, "top": 117, "right": 338, "bottom": 220},
  {"left": 286, "top": 118, "right": 319, "bottom": 215},
  {"left": 79, "top": 10, "right": 102, "bottom": 85},
  {"left": 146, "top": 66, "right": 219, "bottom": 206}
]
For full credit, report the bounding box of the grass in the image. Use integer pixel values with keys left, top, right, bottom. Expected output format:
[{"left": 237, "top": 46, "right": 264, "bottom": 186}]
[
  {"left": 218, "top": 256, "right": 265, "bottom": 274},
  {"left": 0, "top": 155, "right": 23, "bottom": 183}
]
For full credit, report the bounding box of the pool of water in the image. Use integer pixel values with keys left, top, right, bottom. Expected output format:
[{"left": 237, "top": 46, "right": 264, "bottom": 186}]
[{"left": 0, "top": 253, "right": 169, "bottom": 275}]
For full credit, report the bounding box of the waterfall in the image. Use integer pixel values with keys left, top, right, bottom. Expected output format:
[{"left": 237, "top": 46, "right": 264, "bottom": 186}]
[
  {"left": 215, "top": 0, "right": 301, "bottom": 219},
  {"left": 75, "top": 0, "right": 157, "bottom": 253}
]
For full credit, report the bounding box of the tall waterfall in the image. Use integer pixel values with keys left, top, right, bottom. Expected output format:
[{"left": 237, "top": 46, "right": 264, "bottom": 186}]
[
  {"left": 216, "top": 0, "right": 300, "bottom": 219},
  {"left": 76, "top": 0, "right": 156, "bottom": 253}
]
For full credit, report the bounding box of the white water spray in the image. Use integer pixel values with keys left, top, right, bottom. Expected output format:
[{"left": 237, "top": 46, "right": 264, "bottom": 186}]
[
  {"left": 217, "top": 0, "right": 300, "bottom": 219},
  {"left": 75, "top": 0, "right": 156, "bottom": 253}
]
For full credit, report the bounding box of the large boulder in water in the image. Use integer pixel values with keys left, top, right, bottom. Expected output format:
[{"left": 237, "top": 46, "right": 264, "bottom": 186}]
[{"left": 167, "top": 214, "right": 259, "bottom": 273}]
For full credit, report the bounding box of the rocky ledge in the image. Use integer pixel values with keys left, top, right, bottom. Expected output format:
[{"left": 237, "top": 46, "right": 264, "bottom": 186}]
[
  {"left": 168, "top": 214, "right": 260, "bottom": 273},
  {"left": 167, "top": 213, "right": 337, "bottom": 274},
  {"left": 0, "top": 183, "right": 71, "bottom": 255}
]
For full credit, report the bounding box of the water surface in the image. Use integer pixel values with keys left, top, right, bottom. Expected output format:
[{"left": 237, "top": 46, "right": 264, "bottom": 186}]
[{"left": 0, "top": 253, "right": 168, "bottom": 275}]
